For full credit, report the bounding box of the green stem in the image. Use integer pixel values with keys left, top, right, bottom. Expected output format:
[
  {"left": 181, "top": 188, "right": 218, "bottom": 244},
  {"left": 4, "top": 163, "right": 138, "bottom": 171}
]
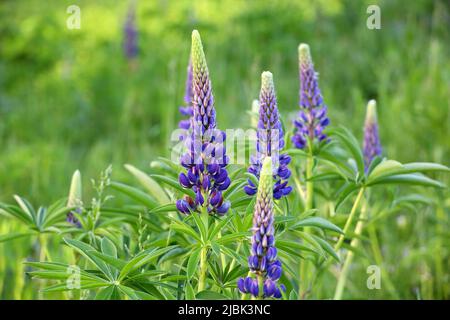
[
  {"left": 37, "top": 234, "right": 48, "bottom": 300},
  {"left": 198, "top": 245, "right": 208, "bottom": 292},
  {"left": 197, "top": 207, "right": 209, "bottom": 293},
  {"left": 334, "top": 200, "right": 367, "bottom": 300},
  {"left": 368, "top": 224, "right": 399, "bottom": 299},
  {"left": 257, "top": 274, "right": 264, "bottom": 299},
  {"left": 298, "top": 153, "right": 314, "bottom": 299},
  {"left": 229, "top": 242, "right": 242, "bottom": 271},
  {"left": 334, "top": 187, "right": 365, "bottom": 253},
  {"left": 305, "top": 155, "right": 314, "bottom": 210}
]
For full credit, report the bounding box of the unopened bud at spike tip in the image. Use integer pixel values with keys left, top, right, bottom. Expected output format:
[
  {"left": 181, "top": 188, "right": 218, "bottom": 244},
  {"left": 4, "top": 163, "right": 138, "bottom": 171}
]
[
  {"left": 365, "top": 99, "right": 378, "bottom": 123},
  {"left": 261, "top": 71, "right": 274, "bottom": 92},
  {"left": 298, "top": 43, "right": 312, "bottom": 65}
]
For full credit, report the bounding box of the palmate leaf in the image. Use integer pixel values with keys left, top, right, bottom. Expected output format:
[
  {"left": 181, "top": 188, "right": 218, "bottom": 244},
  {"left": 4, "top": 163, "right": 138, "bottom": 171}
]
[
  {"left": 327, "top": 127, "right": 365, "bottom": 176},
  {"left": 170, "top": 219, "right": 202, "bottom": 242},
  {"left": 290, "top": 217, "right": 343, "bottom": 234},
  {"left": 124, "top": 164, "right": 170, "bottom": 204},
  {"left": 367, "top": 159, "right": 404, "bottom": 182},
  {"left": 367, "top": 160, "right": 449, "bottom": 184},
  {"left": 0, "top": 231, "right": 35, "bottom": 243},
  {"left": 0, "top": 204, "right": 33, "bottom": 225},
  {"left": 109, "top": 181, "right": 158, "bottom": 209},
  {"left": 64, "top": 238, "right": 114, "bottom": 280},
  {"left": 150, "top": 174, "right": 196, "bottom": 199},
  {"left": 186, "top": 247, "right": 202, "bottom": 279},
  {"left": 334, "top": 182, "right": 359, "bottom": 211},
  {"left": 185, "top": 282, "right": 196, "bottom": 300},
  {"left": 26, "top": 261, "right": 109, "bottom": 283},
  {"left": 118, "top": 246, "right": 176, "bottom": 282},
  {"left": 367, "top": 173, "right": 446, "bottom": 189},
  {"left": 311, "top": 234, "right": 340, "bottom": 262},
  {"left": 196, "top": 290, "right": 229, "bottom": 300},
  {"left": 14, "top": 195, "right": 36, "bottom": 222}
]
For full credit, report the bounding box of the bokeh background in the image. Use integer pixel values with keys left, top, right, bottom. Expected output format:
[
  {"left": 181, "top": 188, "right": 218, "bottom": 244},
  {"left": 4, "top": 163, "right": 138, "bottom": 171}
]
[{"left": 0, "top": 0, "right": 449, "bottom": 299}]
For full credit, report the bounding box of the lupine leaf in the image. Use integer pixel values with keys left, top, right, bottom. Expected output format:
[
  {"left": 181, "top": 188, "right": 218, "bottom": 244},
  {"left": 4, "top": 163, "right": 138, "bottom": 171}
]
[
  {"left": 150, "top": 174, "right": 196, "bottom": 198},
  {"left": 196, "top": 290, "right": 229, "bottom": 300},
  {"left": 109, "top": 181, "right": 158, "bottom": 208},
  {"left": 186, "top": 247, "right": 201, "bottom": 279},
  {"left": 291, "top": 217, "right": 343, "bottom": 234},
  {"left": 367, "top": 173, "right": 445, "bottom": 188},
  {"left": 124, "top": 164, "right": 170, "bottom": 203}
]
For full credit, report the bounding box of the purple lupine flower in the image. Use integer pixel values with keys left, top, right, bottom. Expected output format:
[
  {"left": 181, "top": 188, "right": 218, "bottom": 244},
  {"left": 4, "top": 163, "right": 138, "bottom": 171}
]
[
  {"left": 363, "top": 100, "right": 382, "bottom": 169},
  {"left": 238, "top": 157, "right": 285, "bottom": 299},
  {"left": 292, "top": 44, "right": 329, "bottom": 149},
  {"left": 123, "top": 2, "right": 138, "bottom": 60},
  {"left": 178, "top": 59, "right": 194, "bottom": 130},
  {"left": 176, "top": 30, "right": 230, "bottom": 216},
  {"left": 244, "top": 72, "right": 292, "bottom": 199}
]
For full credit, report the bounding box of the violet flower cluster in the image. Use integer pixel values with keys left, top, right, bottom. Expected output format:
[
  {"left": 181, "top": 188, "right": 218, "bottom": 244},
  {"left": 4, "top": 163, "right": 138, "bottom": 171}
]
[
  {"left": 178, "top": 59, "right": 193, "bottom": 130},
  {"left": 123, "top": 2, "right": 138, "bottom": 60},
  {"left": 292, "top": 44, "right": 329, "bottom": 149},
  {"left": 244, "top": 72, "right": 292, "bottom": 200},
  {"left": 238, "top": 157, "right": 285, "bottom": 299},
  {"left": 363, "top": 100, "right": 382, "bottom": 169},
  {"left": 176, "top": 30, "right": 230, "bottom": 216}
]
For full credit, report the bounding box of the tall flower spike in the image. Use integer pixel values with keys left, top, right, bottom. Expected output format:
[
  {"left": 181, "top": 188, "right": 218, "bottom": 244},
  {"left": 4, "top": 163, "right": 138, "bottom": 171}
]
[
  {"left": 178, "top": 58, "right": 193, "bottom": 130},
  {"left": 292, "top": 43, "right": 329, "bottom": 149},
  {"left": 123, "top": 1, "right": 138, "bottom": 60},
  {"left": 66, "top": 170, "right": 82, "bottom": 228},
  {"left": 363, "top": 100, "right": 382, "bottom": 169},
  {"left": 238, "top": 157, "right": 285, "bottom": 299},
  {"left": 244, "top": 72, "right": 292, "bottom": 199},
  {"left": 176, "top": 30, "right": 230, "bottom": 216}
]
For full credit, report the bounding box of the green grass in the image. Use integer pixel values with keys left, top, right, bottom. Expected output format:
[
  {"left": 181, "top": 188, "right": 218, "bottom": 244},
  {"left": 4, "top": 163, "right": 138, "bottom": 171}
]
[{"left": 0, "top": 0, "right": 448, "bottom": 299}]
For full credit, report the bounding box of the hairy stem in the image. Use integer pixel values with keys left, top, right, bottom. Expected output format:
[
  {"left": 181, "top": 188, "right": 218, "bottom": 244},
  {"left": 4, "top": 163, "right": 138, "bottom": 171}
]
[
  {"left": 197, "top": 207, "right": 209, "bottom": 293},
  {"left": 334, "top": 200, "right": 367, "bottom": 299},
  {"left": 299, "top": 152, "right": 314, "bottom": 298},
  {"left": 334, "top": 187, "right": 365, "bottom": 252}
]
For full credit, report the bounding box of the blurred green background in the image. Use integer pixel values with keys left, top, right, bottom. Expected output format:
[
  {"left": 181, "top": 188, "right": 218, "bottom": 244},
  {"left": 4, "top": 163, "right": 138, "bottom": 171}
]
[{"left": 0, "top": 0, "right": 449, "bottom": 299}]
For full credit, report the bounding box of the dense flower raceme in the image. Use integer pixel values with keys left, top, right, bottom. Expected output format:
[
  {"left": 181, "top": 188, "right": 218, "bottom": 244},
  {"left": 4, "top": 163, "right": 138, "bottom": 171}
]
[
  {"left": 238, "top": 157, "right": 285, "bottom": 299},
  {"left": 292, "top": 43, "right": 330, "bottom": 149},
  {"left": 244, "top": 72, "right": 292, "bottom": 199},
  {"left": 176, "top": 30, "right": 231, "bottom": 216},
  {"left": 178, "top": 59, "right": 194, "bottom": 130},
  {"left": 123, "top": 2, "right": 138, "bottom": 60},
  {"left": 363, "top": 100, "right": 382, "bottom": 169}
]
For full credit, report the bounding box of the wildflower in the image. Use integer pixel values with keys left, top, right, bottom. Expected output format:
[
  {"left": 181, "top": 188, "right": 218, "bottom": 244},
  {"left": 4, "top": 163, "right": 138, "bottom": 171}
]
[
  {"left": 238, "top": 157, "right": 285, "bottom": 299},
  {"left": 363, "top": 99, "right": 382, "bottom": 169},
  {"left": 292, "top": 43, "right": 329, "bottom": 149},
  {"left": 66, "top": 170, "right": 82, "bottom": 228},
  {"left": 244, "top": 72, "right": 292, "bottom": 199},
  {"left": 176, "top": 30, "right": 230, "bottom": 216},
  {"left": 123, "top": 1, "right": 138, "bottom": 60},
  {"left": 178, "top": 58, "right": 193, "bottom": 130}
]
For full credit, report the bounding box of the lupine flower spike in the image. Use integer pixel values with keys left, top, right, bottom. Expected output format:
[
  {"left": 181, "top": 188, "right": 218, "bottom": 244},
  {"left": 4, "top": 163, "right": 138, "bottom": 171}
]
[
  {"left": 238, "top": 157, "right": 285, "bottom": 299},
  {"left": 292, "top": 43, "right": 329, "bottom": 149},
  {"left": 244, "top": 72, "right": 292, "bottom": 199},
  {"left": 176, "top": 30, "right": 231, "bottom": 216},
  {"left": 178, "top": 58, "right": 193, "bottom": 130},
  {"left": 123, "top": 1, "right": 138, "bottom": 60},
  {"left": 363, "top": 99, "right": 382, "bottom": 170},
  {"left": 66, "top": 170, "right": 82, "bottom": 228}
]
